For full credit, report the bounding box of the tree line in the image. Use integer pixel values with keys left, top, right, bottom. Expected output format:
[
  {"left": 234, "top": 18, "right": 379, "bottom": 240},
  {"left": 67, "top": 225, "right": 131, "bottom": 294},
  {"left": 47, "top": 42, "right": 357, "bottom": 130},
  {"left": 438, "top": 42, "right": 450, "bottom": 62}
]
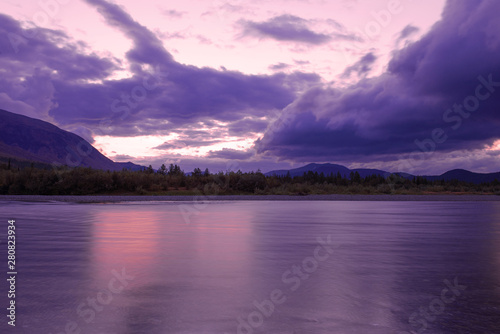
[{"left": 0, "top": 160, "right": 499, "bottom": 195}]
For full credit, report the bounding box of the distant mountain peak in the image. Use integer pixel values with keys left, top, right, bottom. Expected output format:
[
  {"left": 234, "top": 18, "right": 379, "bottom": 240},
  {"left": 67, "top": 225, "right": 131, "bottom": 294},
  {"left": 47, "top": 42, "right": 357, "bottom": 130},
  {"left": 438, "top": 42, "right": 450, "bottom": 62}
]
[
  {"left": 0, "top": 109, "right": 143, "bottom": 171},
  {"left": 266, "top": 163, "right": 500, "bottom": 184}
]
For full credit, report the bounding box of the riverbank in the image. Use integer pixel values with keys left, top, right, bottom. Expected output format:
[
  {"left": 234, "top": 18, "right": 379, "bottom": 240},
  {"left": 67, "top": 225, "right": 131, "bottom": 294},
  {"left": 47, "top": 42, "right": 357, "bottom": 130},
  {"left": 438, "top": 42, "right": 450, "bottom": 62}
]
[{"left": 1, "top": 194, "right": 500, "bottom": 203}]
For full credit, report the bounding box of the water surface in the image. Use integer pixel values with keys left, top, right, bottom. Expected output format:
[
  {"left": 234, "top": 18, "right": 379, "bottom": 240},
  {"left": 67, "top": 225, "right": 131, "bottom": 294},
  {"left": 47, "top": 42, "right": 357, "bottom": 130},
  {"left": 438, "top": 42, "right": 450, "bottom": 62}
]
[{"left": 2, "top": 200, "right": 500, "bottom": 333}]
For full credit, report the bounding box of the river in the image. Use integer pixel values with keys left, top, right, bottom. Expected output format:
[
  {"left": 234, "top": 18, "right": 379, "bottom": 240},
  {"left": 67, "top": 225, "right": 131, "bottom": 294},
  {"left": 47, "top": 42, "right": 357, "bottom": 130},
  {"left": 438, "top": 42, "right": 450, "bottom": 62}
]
[{"left": 1, "top": 200, "right": 500, "bottom": 333}]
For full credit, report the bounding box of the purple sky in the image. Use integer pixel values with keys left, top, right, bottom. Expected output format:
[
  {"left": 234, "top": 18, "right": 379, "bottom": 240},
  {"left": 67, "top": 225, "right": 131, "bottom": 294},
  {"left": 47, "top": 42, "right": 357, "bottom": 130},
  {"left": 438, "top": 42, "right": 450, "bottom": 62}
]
[{"left": 1, "top": 0, "right": 500, "bottom": 174}]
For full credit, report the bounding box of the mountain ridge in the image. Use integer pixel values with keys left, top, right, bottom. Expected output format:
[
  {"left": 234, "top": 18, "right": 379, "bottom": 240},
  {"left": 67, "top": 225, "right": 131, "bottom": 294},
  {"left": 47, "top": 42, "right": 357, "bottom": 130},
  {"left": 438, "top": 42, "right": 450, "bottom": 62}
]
[
  {"left": 2, "top": 109, "right": 499, "bottom": 183},
  {"left": 265, "top": 163, "right": 500, "bottom": 184},
  {"left": 0, "top": 109, "right": 143, "bottom": 171}
]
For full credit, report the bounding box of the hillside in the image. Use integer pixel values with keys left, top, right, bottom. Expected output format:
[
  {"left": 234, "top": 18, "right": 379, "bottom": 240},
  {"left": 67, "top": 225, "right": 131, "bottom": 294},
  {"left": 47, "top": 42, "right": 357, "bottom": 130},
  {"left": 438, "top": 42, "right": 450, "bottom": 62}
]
[
  {"left": 0, "top": 109, "right": 141, "bottom": 171},
  {"left": 266, "top": 163, "right": 500, "bottom": 184},
  {"left": 265, "top": 163, "right": 394, "bottom": 178}
]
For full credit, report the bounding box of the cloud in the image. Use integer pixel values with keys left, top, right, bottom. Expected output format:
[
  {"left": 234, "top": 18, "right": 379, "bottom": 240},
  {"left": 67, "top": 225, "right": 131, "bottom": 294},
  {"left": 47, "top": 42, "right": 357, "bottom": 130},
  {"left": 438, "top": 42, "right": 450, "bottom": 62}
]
[
  {"left": 0, "top": 14, "right": 117, "bottom": 82},
  {"left": 228, "top": 118, "right": 269, "bottom": 135},
  {"left": 241, "top": 15, "right": 332, "bottom": 45},
  {"left": 0, "top": 1, "right": 324, "bottom": 141},
  {"left": 398, "top": 24, "right": 420, "bottom": 41},
  {"left": 83, "top": 0, "right": 174, "bottom": 65},
  {"left": 59, "top": 1, "right": 318, "bottom": 134},
  {"left": 154, "top": 139, "right": 222, "bottom": 150},
  {"left": 112, "top": 154, "right": 135, "bottom": 161},
  {"left": 3, "top": 0, "right": 498, "bottom": 174},
  {"left": 157, "top": 31, "right": 186, "bottom": 40},
  {"left": 207, "top": 148, "right": 254, "bottom": 160},
  {"left": 0, "top": 13, "right": 117, "bottom": 124},
  {"left": 66, "top": 125, "right": 96, "bottom": 144},
  {"left": 162, "top": 10, "right": 185, "bottom": 18},
  {"left": 294, "top": 59, "right": 310, "bottom": 65},
  {"left": 196, "top": 35, "right": 212, "bottom": 45},
  {"left": 132, "top": 153, "right": 295, "bottom": 174},
  {"left": 341, "top": 52, "right": 377, "bottom": 78},
  {"left": 0, "top": 93, "right": 36, "bottom": 119},
  {"left": 395, "top": 25, "right": 420, "bottom": 48},
  {"left": 326, "top": 19, "right": 345, "bottom": 31},
  {"left": 269, "top": 62, "right": 291, "bottom": 71},
  {"left": 257, "top": 0, "right": 500, "bottom": 173}
]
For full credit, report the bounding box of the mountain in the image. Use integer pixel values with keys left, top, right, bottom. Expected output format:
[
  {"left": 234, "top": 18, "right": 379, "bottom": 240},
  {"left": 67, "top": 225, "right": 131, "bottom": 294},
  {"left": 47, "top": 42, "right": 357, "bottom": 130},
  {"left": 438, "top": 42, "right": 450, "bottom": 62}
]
[
  {"left": 265, "top": 163, "right": 391, "bottom": 178},
  {"left": 115, "top": 161, "right": 145, "bottom": 171},
  {"left": 3, "top": 109, "right": 499, "bottom": 183},
  {"left": 423, "top": 169, "right": 500, "bottom": 184},
  {"left": 265, "top": 163, "right": 500, "bottom": 184},
  {"left": 351, "top": 168, "right": 391, "bottom": 178},
  {"left": 265, "top": 163, "right": 351, "bottom": 177},
  {"left": 0, "top": 109, "right": 142, "bottom": 171}
]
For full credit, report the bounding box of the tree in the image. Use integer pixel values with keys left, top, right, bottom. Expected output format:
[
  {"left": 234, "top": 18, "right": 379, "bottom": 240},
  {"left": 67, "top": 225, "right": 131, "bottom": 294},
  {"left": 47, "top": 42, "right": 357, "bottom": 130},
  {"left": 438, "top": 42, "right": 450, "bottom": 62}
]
[
  {"left": 353, "top": 171, "right": 361, "bottom": 183},
  {"left": 349, "top": 171, "right": 361, "bottom": 184},
  {"left": 158, "top": 164, "right": 167, "bottom": 175},
  {"left": 193, "top": 167, "right": 202, "bottom": 177},
  {"left": 168, "top": 164, "right": 183, "bottom": 176}
]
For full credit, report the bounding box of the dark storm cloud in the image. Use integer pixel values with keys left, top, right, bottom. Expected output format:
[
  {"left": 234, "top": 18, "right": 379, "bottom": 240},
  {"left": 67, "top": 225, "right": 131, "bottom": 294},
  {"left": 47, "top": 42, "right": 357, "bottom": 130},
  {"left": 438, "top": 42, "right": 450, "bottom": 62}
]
[
  {"left": 228, "top": 118, "right": 269, "bottom": 136},
  {"left": 5, "top": 0, "right": 498, "bottom": 173},
  {"left": 84, "top": 0, "right": 174, "bottom": 65},
  {"left": 49, "top": 61, "right": 296, "bottom": 136},
  {"left": 257, "top": 0, "right": 500, "bottom": 164},
  {"left": 341, "top": 52, "right": 377, "bottom": 78},
  {"left": 0, "top": 13, "right": 117, "bottom": 121},
  {"left": 241, "top": 15, "right": 332, "bottom": 45},
  {"left": 0, "top": 14, "right": 117, "bottom": 82},
  {"left": 1, "top": 1, "right": 320, "bottom": 138}
]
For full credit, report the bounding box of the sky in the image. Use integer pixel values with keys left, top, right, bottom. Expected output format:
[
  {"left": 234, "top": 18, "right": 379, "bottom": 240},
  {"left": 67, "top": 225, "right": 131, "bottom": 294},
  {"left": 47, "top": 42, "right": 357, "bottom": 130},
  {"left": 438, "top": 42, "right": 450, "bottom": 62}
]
[{"left": 1, "top": 0, "right": 500, "bottom": 174}]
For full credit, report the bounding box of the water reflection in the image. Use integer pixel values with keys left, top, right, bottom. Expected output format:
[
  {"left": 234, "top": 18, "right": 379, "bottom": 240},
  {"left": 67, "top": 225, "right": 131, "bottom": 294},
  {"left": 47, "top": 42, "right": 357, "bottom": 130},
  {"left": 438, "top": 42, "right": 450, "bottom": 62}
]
[{"left": 1, "top": 200, "right": 500, "bottom": 333}]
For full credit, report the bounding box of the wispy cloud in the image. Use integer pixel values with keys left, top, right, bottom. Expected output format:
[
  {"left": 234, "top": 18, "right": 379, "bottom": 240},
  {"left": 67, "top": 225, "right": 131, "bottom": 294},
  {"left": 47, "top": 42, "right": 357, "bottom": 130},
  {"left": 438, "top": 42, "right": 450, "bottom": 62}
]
[
  {"left": 396, "top": 24, "right": 420, "bottom": 45},
  {"left": 269, "top": 62, "right": 291, "bottom": 71},
  {"left": 241, "top": 15, "right": 332, "bottom": 45},
  {"left": 162, "top": 9, "right": 186, "bottom": 18},
  {"left": 154, "top": 139, "right": 222, "bottom": 150},
  {"left": 341, "top": 52, "right": 377, "bottom": 78}
]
